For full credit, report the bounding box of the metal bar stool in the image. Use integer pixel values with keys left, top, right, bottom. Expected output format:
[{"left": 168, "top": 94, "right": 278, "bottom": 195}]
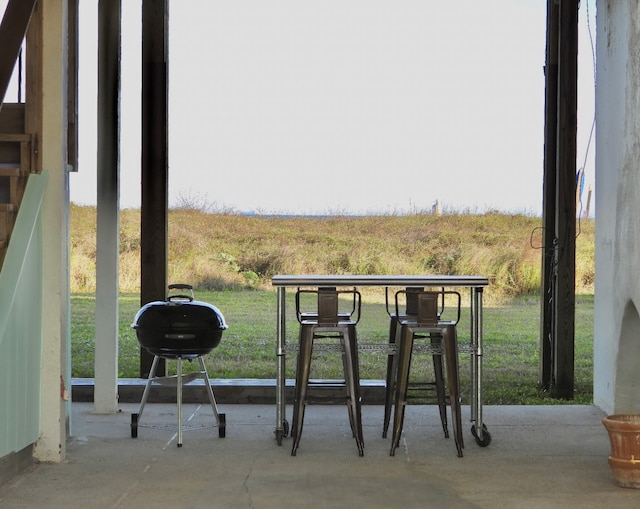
[
  {"left": 383, "top": 287, "right": 455, "bottom": 439},
  {"left": 383, "top": 287, "right": 441, "bottom": 437},
  {"left": 388, "top": 290, "right": 464, "bottom": 457},
  {"left": 291, "top": 287, "right": 364, "bottom": 457}
]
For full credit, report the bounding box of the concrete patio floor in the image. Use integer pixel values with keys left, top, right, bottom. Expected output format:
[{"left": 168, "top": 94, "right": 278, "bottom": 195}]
[{"left": 0, "top": 403, "right": 638, "bottom": 508}]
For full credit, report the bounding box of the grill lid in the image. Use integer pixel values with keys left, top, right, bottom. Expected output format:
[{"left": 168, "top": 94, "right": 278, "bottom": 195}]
[{"left": 131, "top": 285, "right": 228, "bottom": 357}]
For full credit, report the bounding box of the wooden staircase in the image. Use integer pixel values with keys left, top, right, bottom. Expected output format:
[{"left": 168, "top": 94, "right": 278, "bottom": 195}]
[{"left": 0, "top": 103, "right": 35, "bottom": 266}]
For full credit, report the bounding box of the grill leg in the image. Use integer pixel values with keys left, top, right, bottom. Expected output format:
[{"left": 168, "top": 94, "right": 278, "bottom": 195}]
[
  {"left": 198, "top": 356, "right": 226, "bottom": 437},
  {"left": 198, "top": 356, "right": 220, "bottom": 419},
  {"left": 177, "top": 357, "right": 183, "bottom": 447},
  {"left": 136, "top": 355, "right": 160, "bottom": 421}
]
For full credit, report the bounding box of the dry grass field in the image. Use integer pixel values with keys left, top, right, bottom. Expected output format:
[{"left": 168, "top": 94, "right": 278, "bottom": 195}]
[{"left": 70, "top": 204, "right": 594, "bottom": 303}]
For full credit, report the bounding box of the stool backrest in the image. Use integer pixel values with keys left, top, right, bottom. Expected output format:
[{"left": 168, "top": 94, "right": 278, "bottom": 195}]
[
  {"left": 295, "top": 287, "right": 361, "bottom": 324},
  {"left": 405, "top": 287, "right": 424, "bottom": 315},
  {"left": 416, "top": 292, "right": 439, "bottom": 326},
  {"left": 317, "top": 288, "right": 339, "bottom": 324}
]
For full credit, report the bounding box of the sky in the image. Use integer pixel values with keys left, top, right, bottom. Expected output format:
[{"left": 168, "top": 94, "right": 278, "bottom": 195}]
[{"left": 3, "top": 0, "right": 597, "bottom": 216}]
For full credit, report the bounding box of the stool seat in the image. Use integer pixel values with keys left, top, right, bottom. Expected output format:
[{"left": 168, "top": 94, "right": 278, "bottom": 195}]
[{"left": 291, "top": 288, "right": 364, "bottom": 456}]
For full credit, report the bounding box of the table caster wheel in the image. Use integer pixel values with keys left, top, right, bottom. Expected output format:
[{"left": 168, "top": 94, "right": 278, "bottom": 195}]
[
  {"left": 471, "top": 423, "right": 491, "bottom": 447},
  {"left": 275, "top": 419, "right": 290, "bottom": 445},
  {"left": 131, "top": 413, "right": 138, "bottom": 438},
  {"left": 218, "top": 413, "right": 226, "bottom": 438}
]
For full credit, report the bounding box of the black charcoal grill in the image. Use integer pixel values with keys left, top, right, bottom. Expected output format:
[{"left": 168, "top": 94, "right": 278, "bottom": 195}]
[
  {"left": 133, "top": 288, "right": 227, "bottom": 357},
  {"left": 130, "top": 284, "right": 228, "bottom": 445}
]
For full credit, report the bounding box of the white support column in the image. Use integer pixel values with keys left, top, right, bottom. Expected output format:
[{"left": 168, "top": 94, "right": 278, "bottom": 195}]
[
  {"left": 593, "top": 0, "right": 640, "bottom": 414},
  {"left": 33, "top": 0, "right": 70, "bottom": 463},
  {"left": 94, "top": 0, "right": 121, "bottom": 414}
]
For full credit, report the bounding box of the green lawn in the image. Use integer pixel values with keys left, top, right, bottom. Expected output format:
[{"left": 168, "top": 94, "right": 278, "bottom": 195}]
[{"left": 71, "top": 290, "right": 594, "bottom": 405}]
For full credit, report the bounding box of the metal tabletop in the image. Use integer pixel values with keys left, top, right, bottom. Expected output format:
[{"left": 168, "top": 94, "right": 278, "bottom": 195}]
[{"left": 272, "top": 274, "right": 489, "bottom": 288}]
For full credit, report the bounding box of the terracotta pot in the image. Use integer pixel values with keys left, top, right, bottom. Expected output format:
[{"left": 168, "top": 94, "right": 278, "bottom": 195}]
[{"left": 602, "top": 414, "right": 640, "bottom": 488}]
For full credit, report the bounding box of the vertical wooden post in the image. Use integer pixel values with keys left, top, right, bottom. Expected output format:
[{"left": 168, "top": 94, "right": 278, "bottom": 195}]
[
  {"left": 67, "top": 0, "right": 78, "bottom": 171},
  {"left": 541, "top": 0, "right": 578, "bottom": 398},
  {"left": 95, "top": 0, "right": 121, "bottom": 413},
  {"left": 540, "top": 0, "right": 559, "bottom": 392},
  {"left": 552, "top": 0, "right": 578, "bottom": 399},
  {"left": 140, "top": 0, "right": 168, "bottom": 377}
]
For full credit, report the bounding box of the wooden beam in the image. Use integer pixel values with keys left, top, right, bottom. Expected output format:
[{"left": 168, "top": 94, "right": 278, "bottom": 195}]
[
  {"left": 0, "top": 0, "right": 37, "bottom": 108},
  {"left": 541, "top": 0, "right": 579, "bottom": 399},
  {"left": 67, "top": 0, "right": 79, "bottom": 171},
  {"left": 140, "top": 0, "right": 169, "bottom": 377},
  {"left": 24, "top": 0, "right": 42, "bottom": 173},
  {"left": 540, "top": 0, "right": 559, "bottom": 392},
  {"left": 553, "top": 0, "right": 579, "bottom": 399},
  {"left": 95, "top": 0, "right": 121, "bottom": 413}
]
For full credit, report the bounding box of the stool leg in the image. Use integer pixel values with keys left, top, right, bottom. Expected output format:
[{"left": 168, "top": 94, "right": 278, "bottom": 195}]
[
  {"left": 390, "top": 326, "right": 414, "bottom": 456},
  {"left": 383, "top": 316, "right": 399, "bottom": 438},
  {"left": 341, "top": 335, "right": 356, "bottom": 438},
  {"left": 342, "top": 326, "right": 364, "bottom": 456},
  {"left": 443, "top": 326, "right": 464, "bottom": 457},
  {"left": 431, "top": 332, "right": 449, "bottom": 438},
  {"left": 291, "top": 327, "right": 313, "bottom": 456},
  {"left": 350, "top": 330, "right": 364, "bottom": 452}
]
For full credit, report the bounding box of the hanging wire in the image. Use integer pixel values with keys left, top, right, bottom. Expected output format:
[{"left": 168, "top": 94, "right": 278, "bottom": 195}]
[
  {"left": 530, "top": 225, "right": 559, "bottom": 391},
  {"left": 576, "top": 0, "right": 597, "bottom": 230}
]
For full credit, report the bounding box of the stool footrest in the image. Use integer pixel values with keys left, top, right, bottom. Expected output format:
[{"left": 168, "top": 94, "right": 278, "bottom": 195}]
[
  {"left": 305, "top": 395, "right": 350, "bottom": 405},
  {"left": 308, "top": 380, "right": 347, "bottom": 388},
  {"left": 304, "top": 380, "right": 349, "bottom": 404},
  {"left": 407, "top": 381, "right": 438, "bottom": 390}
]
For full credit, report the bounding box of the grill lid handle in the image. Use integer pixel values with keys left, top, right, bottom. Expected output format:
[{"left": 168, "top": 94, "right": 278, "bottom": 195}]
[
  {"left": 167, "top": 294, "right": 193, "bottom": 302},
  {"left": 167, "top": 283, "right": 194, "bottom": 302}
]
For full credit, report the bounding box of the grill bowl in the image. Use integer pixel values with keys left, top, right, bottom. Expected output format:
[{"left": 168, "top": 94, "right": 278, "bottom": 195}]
[{"left": 132, "top": 298, "right": 228, "bottom": 358}]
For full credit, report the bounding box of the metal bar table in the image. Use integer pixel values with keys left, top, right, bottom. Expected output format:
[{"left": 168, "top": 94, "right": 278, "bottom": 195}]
[{"left": 272, "top": 274, "right": 491, "bottom": 447}]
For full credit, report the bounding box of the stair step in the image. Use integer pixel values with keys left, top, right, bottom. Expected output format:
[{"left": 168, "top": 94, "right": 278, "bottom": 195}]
[{"left": 0, "top": 165, "right": 29, "bottom": 176}]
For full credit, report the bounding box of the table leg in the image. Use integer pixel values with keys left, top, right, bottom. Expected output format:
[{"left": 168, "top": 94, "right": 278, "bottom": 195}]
[
  {"left": 470, "top": 288, "right": 478, "bottom": 433},
  {"left": 471, "top": 287, "right": 491, "bottom": 446},
  {"left": 276, "top": 287, "right": 287, "bottom": 445}
]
